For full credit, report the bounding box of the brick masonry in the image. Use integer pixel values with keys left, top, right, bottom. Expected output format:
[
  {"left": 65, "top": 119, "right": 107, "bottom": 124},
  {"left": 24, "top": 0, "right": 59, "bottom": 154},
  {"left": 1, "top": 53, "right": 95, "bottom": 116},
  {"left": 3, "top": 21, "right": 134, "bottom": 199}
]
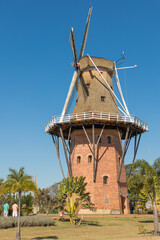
[{"left": 70, "top": 128, "right": 130, "bottom": 214}]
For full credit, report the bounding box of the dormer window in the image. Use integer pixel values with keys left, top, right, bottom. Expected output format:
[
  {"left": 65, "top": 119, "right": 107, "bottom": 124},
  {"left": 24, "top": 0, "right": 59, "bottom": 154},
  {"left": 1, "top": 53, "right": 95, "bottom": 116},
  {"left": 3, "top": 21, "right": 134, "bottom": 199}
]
[{"left": 101, "top": 96, "right": 105, "bottom": 102}]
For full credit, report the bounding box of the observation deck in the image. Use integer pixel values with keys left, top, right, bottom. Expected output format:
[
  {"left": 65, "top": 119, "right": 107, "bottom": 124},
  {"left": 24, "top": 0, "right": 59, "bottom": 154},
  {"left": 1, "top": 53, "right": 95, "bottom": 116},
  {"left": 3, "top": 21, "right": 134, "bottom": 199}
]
[{"left": 45, "top": 112, "right": 148, "bottom": 139}]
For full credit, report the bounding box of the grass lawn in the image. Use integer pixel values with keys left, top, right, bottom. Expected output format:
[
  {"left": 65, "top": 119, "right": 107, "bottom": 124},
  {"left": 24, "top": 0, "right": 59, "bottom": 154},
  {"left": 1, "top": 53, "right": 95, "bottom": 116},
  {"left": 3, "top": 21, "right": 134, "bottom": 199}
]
[{"left": 0, "top": 215, "right": 160, "bottom": 240}]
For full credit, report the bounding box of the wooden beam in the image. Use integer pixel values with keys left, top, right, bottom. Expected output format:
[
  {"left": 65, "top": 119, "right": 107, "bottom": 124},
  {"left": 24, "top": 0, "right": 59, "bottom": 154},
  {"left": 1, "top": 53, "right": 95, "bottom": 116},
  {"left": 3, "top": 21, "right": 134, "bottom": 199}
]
[
  {"left": 129, "top": 133, "right": 142, "bottom": 177},
  {"left": 133, "top": 133, "right": 141, "bottom": 163},
  {"left": 117, "top": 126, "right": 123, "bottom": 154},
  {"left": 52, "top": 135, "right": 65, "bottom": 179},
  {"left": 117, "top": 126, "right": 130, "bottom": 182},
  {"left": 66, "top": 126, "right": 72, "bottom": 151},
  {"left": 92, "top": 123, "right": 96, "bottom": 182},
  {"left": 124, "top": 130, "right": 132, "bottom": 158},
  {"left": 96, "top": 124, "right": 105, "bottom": 146},
  {"left": 59, "top": 127, "right": 72, "bottom": 178},
  {"left": 64, "top": 126, "right": 72, "bottom": 154},
  {"left": 98, "top": 146, "right": 108, "bottom": 161},
  {"left": 82, "top": 125, "right": 94, "bottom": 156},
  {"left": 82, "top": 124, "right": 97, "bottom": 182}
]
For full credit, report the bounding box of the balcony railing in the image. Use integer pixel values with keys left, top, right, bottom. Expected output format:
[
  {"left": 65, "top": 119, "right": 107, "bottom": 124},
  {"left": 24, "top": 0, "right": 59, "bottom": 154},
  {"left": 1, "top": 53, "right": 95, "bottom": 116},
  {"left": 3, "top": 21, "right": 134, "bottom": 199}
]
[{"left": 45, "top": 111, "right": 148, "bottom": 133}]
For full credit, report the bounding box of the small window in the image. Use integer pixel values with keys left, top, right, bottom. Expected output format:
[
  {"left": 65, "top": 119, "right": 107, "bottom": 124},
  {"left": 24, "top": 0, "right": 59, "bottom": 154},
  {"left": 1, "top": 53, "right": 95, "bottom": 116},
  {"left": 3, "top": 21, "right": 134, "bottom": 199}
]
[
  {"left": 86, "top": 83, "right": 90, "bottom": 89},
  {"left": 101, "top": 96, "right": 105, "bottom": 102},
  {"left": 103, "top": 176, "right": 108, "bottom": 185},
  {"left": 76, "top": 98, "right": 78, "bottom": 103},
  {"left": 107, "top": 136, "right": 111, "bottom": 144},
  {"left": 77, "top": 156, "right": 81, "bottom": 164},
  {"left": 88, "top": 155, "right": 92, "bottom": 163},
  {"left": 97, "top": 135, "right": 101, "bottom": 143}
]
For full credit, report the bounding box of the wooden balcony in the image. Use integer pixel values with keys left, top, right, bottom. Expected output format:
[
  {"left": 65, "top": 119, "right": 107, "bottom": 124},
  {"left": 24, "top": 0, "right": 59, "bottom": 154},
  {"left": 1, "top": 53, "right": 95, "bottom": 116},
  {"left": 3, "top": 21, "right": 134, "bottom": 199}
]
[{"left": 45, "top": 111, "right": 148, "bottom": 138}]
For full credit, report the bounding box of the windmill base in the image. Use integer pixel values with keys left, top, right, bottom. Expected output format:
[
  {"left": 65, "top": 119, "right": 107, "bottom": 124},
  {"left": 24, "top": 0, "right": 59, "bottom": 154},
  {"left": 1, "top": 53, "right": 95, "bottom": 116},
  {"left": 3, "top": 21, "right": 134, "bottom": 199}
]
[
  {"left": 79, "top": 208, "right": 129, "bottom": 215},
  {"left": 70, "top": 128, "right": 130, "bottom": 215}
]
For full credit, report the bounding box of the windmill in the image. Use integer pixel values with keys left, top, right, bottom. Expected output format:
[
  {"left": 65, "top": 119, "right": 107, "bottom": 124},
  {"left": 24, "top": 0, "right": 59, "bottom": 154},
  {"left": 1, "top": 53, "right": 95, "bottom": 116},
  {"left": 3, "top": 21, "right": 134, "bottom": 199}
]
[{"left": 45, "top": 6, "right": 148, "bottom": 214}]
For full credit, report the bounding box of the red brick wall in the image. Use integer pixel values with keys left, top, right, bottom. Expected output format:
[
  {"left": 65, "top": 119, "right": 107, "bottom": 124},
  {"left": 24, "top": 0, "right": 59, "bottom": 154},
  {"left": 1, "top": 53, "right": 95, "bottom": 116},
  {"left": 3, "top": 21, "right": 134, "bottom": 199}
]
[{"left": 70, "top": 128, "right": 129, "bottom": 213}]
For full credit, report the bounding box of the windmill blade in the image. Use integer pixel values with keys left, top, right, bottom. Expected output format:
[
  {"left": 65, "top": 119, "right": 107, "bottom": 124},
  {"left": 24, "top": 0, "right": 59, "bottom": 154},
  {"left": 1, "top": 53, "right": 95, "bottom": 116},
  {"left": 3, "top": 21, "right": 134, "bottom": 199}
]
[
  {"left": 113, "top": 66, "right": 130, "bottom": 117},
  {"left": 78, "top": 6, "right": 93, "bottom": 61},
  {"left": 76, "top": 77, "right": 79, "bottom": 91},
  {"left": 69, "top": 27, "right": 78, "bottom": 69},
  {"left": 60, "top": 71, "right": 78, "bottom": 123}
]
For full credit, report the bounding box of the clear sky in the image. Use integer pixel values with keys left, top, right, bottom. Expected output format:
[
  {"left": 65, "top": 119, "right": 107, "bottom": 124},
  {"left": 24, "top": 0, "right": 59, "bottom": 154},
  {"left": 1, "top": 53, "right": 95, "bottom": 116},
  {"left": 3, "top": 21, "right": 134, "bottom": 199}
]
[{"left": 0, "top": 0, "right": 160, "bottom": 188}]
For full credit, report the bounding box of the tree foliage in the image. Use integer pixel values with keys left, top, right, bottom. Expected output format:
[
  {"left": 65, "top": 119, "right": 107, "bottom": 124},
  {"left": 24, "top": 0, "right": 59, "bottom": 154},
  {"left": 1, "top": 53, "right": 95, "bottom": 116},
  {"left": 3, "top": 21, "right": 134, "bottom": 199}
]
[
  {"left": 57, "top": 177, "right": 94, "bottom": 224},
  {"left": 126, "top": 158, "right": 160, "bottom": 234},
  {"left": 33, "top": 182, "right": 60, "bottom": 215}
]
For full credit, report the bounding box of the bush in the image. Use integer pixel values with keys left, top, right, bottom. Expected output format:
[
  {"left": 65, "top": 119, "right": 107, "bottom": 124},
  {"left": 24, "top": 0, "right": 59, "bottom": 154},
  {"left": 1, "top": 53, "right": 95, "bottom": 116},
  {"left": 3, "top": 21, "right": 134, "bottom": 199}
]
[
  {"left": 147, "top": 209, "right": 153, "bottom": 214},
  {"left": 21, "top": 204, "right": 33, "bottom": 216},
  {"left": 0, "top": 216, "right": 55, "bottom": 229}
]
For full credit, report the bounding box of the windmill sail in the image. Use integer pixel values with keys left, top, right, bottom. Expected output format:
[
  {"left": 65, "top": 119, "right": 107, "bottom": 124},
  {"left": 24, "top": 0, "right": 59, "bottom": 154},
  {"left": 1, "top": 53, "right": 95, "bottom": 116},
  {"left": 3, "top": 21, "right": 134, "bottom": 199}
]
[
  {"left": 79, "top": 6, "right": 93, "bottom": 61},
  {"left": 69, "top": 27, "right": 78, "bottom": 69}
]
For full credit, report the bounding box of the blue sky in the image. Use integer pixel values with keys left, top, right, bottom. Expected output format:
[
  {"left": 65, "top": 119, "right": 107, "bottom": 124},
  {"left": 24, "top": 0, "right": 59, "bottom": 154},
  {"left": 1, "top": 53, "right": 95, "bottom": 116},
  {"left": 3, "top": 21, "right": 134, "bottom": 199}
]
[{"left": 0, "top": 0, "right": 160, "bottom": 188}]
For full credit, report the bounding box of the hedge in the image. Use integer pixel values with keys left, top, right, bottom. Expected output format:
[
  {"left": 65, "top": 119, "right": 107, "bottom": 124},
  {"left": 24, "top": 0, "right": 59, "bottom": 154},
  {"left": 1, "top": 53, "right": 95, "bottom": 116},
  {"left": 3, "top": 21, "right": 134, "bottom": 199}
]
[{"left": 0, "top": 216, "right": 55, "bottom": 229}]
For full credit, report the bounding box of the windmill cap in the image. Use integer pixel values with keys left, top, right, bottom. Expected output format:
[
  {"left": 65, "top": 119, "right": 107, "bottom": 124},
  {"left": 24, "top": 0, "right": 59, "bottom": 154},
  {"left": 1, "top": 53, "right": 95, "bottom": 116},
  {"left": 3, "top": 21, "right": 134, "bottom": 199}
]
[{"left": 79, "top": 56, "right": 114, "bottom": 73}]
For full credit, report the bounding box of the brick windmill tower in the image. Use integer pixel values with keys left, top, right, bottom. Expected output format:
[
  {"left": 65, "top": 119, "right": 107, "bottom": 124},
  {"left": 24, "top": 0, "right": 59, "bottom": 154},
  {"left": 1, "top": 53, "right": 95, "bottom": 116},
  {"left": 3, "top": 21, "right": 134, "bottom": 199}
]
[{"left": 45, "top": 7, "right": 148, "bottom": 214}]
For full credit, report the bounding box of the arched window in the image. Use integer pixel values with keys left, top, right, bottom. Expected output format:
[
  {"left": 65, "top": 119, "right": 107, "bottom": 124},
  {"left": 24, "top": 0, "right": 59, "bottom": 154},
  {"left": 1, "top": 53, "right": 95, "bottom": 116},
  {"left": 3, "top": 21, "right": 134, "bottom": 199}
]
[
  {"left": 103, "top": 176, "right": 108, "bottom": 185},
  {"left": 107, "top": 136, "right": 111, "bottom": 144},
  {"left": 77, "top": 156, "right": 81, "bottom": 164},
  {"left": 88, "top": 155, "right": 92, "bottom": 163}
]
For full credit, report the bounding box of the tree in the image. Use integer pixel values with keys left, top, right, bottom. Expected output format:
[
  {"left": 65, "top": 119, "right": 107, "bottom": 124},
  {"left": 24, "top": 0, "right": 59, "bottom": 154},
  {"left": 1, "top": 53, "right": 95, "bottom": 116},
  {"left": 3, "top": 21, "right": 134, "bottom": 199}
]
[
  {"left": 0, "top": 168, "right": 38, "bottom": 240},
  {"left": 57, "top": 177, "right": 94, "bottom": 224},
  {"left": 49, "top": 182, "right": 60, "bottom": 199},
  {"left": 142, "top": 161, "right": 160, "bottom": 234},
  {"left": 33, "top": 188, "right": 53, "bottom": 215},
  {"left": 126, "top": 160, "right": 149, "bottom": 211},
  {"left": 33, "top": 183, "right": 60, "bottom": 215},
  {"left": 21, "top": 193, "right": 33, "bottom": 215},
  {"left": 0, "top": 178, "right": 3, "bottom": 184},
  {"left": 127, "top": 159, "right": 160, "bottom": 235}
]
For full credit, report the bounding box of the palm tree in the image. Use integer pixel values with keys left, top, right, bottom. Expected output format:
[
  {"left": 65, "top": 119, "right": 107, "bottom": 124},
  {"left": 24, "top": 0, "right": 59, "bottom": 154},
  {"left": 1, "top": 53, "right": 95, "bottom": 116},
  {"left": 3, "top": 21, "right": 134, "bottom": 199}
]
[{"left": 1, "top": 167, "right": 38, "bottom": 240}]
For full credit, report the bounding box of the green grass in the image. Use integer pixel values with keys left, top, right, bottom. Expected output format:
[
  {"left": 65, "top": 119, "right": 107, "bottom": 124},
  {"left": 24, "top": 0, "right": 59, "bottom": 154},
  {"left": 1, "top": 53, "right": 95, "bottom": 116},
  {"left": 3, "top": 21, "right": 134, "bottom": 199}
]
[{"left": 0, "top": 215, "right": 160, "bottom": 240}]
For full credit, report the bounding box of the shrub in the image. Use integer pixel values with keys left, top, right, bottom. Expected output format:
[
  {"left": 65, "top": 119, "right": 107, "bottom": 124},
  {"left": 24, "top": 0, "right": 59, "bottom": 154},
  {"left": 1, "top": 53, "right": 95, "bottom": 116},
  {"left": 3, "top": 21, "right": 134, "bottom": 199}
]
[
  {"left": 147, "top": 209, "right": 153, "bottom": 214},
  {"left": 0, "top": 216, "right": 55, "bottom": 229},
  {"left": 21, "top": 204, "right": 33, "bottom": 216}
]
